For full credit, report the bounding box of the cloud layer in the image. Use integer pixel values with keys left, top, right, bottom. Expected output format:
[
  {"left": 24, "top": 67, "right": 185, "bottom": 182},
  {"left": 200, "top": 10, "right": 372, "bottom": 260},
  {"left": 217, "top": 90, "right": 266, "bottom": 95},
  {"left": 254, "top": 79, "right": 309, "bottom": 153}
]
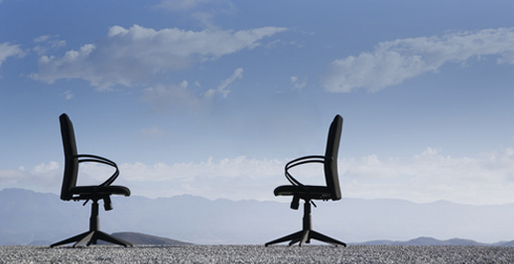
[
  {"left": 31, "top": 25, "right": 286, "bottom": 90},
  {"left": 343, "top": 148, "right": 514, "bottom": 205},
  {"left": 2, "top": 148, "right": 514, "bottom": 205},
  {"left": 0, "top": 42, "right": 25, "bottom": 68},
  {"left": 322, "top": 28, "right": 514, "bottom": 92}
]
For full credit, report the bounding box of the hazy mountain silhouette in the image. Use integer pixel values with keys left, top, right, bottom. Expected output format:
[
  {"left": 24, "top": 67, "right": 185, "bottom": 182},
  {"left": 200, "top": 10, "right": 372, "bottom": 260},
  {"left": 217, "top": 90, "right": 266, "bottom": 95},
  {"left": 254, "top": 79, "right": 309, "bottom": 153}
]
[
  {"left": 102, "top": 232, "right": 193, "bottom": 245},
  {"left": 3, "top": 188, "right": 514, "bottom": 246},
  {"left": 358, "top": 237, "right": 486, "bottom": 246}
]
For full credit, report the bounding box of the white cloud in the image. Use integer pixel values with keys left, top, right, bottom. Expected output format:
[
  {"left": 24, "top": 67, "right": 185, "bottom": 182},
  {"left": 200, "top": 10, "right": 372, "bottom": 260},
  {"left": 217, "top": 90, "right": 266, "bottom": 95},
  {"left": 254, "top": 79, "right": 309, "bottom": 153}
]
[
  {"left": 342, "top": 147, "right": 514, "bottom": 205},
  {"left": 61, "top": 90, "right": 73, "bottom": 100},
  {"left": 0, "top": 162, "right": 62, "bottom": 193},
  {"left": 86, "top": 147, "right": 514, "bottom": 204},
  {"left": 33, "top": 35, "right": 66, "bottom": 56},
  {"left": 118, "top": 156, "right": 286, "bottom": 200},
  {"left": 34, "top": 35, "right": 51, "bottom": 43},
  {"left": 32, "top": 161, "right": 59, "bottom": 174},
  {"left": 31, "top": 25, "right": 286, "bottom": 90},
  {"left": 290, "top": 75, "right": 307, "bottom": 90},
  {"left": 205, "top": 67, "right": 243, "bottom": 98},
  {"left": 88, "top": 147, "right": 514, "bottom": 204},
  {"left": 322, "top": 27, "right": 514, "bottom": 93},
  {"left": 0, "top": 42, "right": 25, "bottom": 68},
  {"left": 144, "top": 68, "right": 242, "bottom": 110},
  {"left": 4, "top": 148, "right": 514, "bottom": 205}
]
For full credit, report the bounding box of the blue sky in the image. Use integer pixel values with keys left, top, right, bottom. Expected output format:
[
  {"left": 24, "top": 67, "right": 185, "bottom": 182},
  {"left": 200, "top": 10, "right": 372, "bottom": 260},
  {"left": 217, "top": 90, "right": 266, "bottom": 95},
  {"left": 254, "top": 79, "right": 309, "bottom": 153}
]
[{"left": 1, "top": 0, "right": 514, "bottom": 205}]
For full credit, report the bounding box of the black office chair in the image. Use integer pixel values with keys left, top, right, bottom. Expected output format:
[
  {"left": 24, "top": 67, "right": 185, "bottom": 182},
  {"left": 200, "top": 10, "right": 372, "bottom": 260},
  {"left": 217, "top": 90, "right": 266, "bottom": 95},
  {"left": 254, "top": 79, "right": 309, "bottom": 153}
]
[
  {"left": 50, "top": 113, "right": 132, "bottom": 248},
  {"left": 265, "top": 115, "right": 346, "bottom": 247}
]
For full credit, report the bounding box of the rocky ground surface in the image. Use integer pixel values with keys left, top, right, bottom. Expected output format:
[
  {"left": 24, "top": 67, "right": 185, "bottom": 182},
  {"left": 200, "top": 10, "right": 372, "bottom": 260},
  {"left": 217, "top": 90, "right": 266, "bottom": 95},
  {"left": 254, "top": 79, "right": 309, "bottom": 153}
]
[{"left": 1, "top": 245, "right": 514, "bottom": 263}]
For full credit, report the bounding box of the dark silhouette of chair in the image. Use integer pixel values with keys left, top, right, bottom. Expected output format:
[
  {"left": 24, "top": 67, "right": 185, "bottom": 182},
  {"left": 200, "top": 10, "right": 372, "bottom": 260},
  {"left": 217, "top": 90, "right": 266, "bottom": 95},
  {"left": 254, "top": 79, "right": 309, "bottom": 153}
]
[
  {"left": 265, "top": 115, "right": 346, "bottom": 247},
  {"left": 50, "top": 113, "right": 132, "bottom": 248}
]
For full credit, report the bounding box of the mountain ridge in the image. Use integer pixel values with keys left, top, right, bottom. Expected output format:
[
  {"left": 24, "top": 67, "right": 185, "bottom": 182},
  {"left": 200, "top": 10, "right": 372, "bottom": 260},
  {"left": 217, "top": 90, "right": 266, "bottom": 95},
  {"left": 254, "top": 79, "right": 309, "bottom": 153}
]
[
  {"left": 24, "top": 234, "right": 514, "bottom": 247},
  {"left": 2, "top": 188, "right": 514, "bottom": 246},
  {"left": 355, "top": 236, "right": 489, "bottom": 246}
]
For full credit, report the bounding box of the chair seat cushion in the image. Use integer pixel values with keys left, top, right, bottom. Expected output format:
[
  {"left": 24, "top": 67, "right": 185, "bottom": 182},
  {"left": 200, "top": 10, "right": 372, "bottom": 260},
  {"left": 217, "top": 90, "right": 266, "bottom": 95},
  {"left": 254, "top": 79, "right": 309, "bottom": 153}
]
[
  {"left": 70, "top": 185, "right": 131, "bottom": 197},
  {"left": 274, "top": 185, "right": 332, "bottom": 200}
]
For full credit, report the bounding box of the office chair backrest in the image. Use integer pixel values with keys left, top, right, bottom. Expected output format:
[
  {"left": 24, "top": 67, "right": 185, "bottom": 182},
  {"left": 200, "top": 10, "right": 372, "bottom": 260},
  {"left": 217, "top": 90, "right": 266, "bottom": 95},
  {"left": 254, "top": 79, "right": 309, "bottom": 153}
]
[
  {"left": 324, "top": 115, "right": 343, "bottom": 200},
  {"left": 59, "top": 114, "right": 79, "bottom": 201}
]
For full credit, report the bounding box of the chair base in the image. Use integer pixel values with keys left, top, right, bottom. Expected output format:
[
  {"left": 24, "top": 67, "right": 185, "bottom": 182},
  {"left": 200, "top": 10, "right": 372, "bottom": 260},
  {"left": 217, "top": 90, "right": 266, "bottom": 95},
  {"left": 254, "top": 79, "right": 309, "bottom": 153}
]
[
  {"left": 265, "top": 200, "right": 346, "bottom": 247},
  {"left": 50, "top": 199, "right": 133, "bottom": 248},
  {"left": 265, "top": 229, "right": 346, "bottom": 247},
  {"left": 50, "top": 230, "right": 133, "bottom": 248}
]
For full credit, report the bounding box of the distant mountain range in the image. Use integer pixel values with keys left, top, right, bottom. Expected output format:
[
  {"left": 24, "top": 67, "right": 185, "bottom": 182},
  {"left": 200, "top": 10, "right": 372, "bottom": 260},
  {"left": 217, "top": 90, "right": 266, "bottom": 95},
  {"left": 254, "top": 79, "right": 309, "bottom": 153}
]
[
  {"left": 24, "top": 233, "right": 514, "bottom": 247},
  {"left": 355, "top": 236, "right": 514, "bottom": 247},
  {"left": 110, "top": 232, "right": 193, "bottom": 245},
  {"left": 101, "top": 232, "right": 192, "bottom": 246},
  {"left": 2, "top": 188, "right": 514, "bottom": 246}
]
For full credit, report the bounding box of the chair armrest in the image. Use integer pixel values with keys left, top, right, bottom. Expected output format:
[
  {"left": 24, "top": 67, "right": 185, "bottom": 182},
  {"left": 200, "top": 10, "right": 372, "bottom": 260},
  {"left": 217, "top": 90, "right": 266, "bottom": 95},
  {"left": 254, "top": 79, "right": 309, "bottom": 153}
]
[
  {"left": 284, "top": 155, "right": 332, "bottom": 187},
  {"left": 75, "top": 154, "right": 120, "bottom": 187}
]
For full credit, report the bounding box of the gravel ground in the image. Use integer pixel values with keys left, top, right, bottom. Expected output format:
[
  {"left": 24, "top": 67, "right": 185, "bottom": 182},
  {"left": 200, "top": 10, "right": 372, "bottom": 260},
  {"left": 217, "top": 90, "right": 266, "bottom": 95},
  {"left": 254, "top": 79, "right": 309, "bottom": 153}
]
[{"left": 1, "top": 245, "right": 514, "bottom": 264}]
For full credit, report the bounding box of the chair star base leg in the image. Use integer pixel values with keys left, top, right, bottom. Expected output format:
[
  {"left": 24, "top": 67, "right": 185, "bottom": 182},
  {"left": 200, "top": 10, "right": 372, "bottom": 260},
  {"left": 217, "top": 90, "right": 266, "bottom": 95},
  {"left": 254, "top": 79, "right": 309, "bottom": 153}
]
[
  {"left": 93, "top": 230, "right": 133, "bottom": 247},
  {"left": 50, "top": 231, "right": 133, "bottom": 248},
  {"left": 50, "top": 230, "right": 134, "bottom": 248},
  {"left": 265, "top": 230, "right": 303, "bottom": 247},
  {"left": 265, "top": 229, "right": 346, "bottom": 247},
  {"left": 50, "top": 231, "right": 92, "bottom": 248}
]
